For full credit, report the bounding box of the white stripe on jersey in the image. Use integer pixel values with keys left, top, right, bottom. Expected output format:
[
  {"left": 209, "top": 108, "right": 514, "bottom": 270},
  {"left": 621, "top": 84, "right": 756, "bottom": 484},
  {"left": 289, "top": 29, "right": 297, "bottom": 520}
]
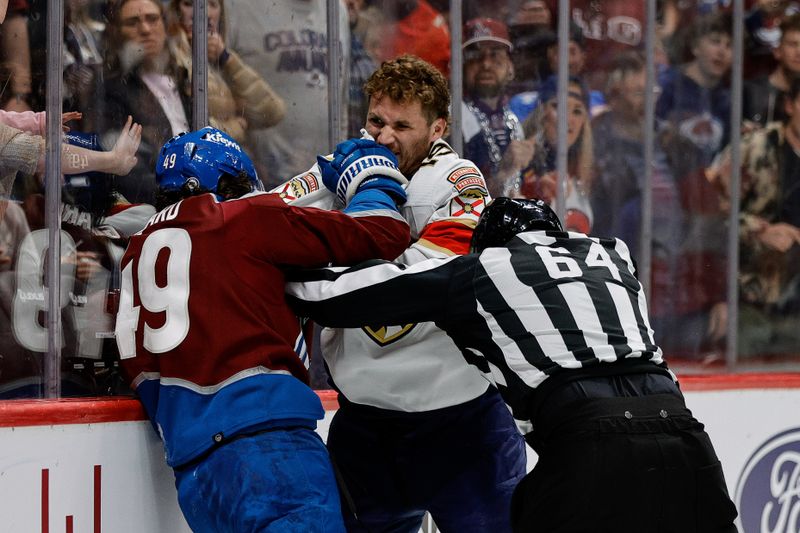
[
  {"left": 475, "top": 294, "right": 548, "bottom": 389},
  {"left": 557, "top": 281, "right": 616, "bottom": 363},
  {"left": 608, "top": 282, "right": 649, "bottom": 355},
  {"left": 156, "top": 366, "right": 294, "bottom": 394},
  {"left": 480, "top": 248, "right": 580, "bottom": 368}
]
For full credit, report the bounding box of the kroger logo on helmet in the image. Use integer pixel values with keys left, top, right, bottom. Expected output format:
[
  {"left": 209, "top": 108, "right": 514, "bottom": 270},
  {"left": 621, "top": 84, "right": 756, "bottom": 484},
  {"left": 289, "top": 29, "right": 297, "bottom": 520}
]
[
  {"left": 205, "top": 130, "right": 241, "bottom": 152},
  {"left": 735, "top": 427, "right": 800, "bottom": 532}
]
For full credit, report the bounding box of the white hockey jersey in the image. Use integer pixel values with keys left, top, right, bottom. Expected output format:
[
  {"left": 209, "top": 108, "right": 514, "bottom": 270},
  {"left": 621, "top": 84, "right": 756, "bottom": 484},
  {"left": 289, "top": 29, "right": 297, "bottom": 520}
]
[{"left": 271, "top": 139, "right": 494, "bottom": 410}]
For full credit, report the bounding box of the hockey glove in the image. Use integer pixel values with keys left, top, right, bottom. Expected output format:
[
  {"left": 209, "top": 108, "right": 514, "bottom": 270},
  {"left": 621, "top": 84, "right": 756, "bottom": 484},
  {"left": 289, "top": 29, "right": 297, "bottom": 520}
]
[{"left": 317, "top": 138, "right": 408, "bottom": 205}]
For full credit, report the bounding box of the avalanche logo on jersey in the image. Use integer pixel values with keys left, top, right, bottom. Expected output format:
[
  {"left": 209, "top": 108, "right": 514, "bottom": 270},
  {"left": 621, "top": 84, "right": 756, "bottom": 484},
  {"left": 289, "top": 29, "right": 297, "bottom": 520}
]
[
  {"left": 362, "top": 324, "right": 417, "bottom": 347},
  {"left": 275, "top": 174, "right": 319, "bottom": 201},
  {"left": 449, "top": 190, "right": 485, "bottom": 219}
]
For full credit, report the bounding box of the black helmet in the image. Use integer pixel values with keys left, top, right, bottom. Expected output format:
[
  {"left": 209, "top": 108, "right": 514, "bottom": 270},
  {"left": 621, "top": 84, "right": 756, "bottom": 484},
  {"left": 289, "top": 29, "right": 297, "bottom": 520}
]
[{"left": 470, "top": 197, "right": 563, "bottom": 253}]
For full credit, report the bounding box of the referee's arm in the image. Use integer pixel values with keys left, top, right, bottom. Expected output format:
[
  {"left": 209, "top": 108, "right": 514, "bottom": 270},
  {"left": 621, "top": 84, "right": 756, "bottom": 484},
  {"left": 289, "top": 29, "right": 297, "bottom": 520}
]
[{"left": 285, "top": 256, "right": 472, "bottom": 328}]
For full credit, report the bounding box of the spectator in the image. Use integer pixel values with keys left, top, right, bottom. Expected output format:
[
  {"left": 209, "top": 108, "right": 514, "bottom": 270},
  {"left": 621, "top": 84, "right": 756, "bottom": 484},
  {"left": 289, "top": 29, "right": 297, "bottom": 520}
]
[
  {"left": 167, "top": 0, "right": 286, "bottom": 148},
  {"left": 744, "top": 12, "right": 800, "bottom": 127},
  {"left": 509, "top": 0, "right": 552, "bottom": 28},
  {"left": 225, "top": 0, "right": 349, "bottom": 186},
  {"left": 371, "top": 0, "right": 451, "bottom": 76},
  {"left": 3, "top": 0, "right": 105, "bottom": 130},
  {"left": 0, "top": 115, "right": 141, "bottom": 195},
  {"left": 116, "top": 126, "right": 409, "bottom": 532},
  {"left": 343, "top": 0, "right": 377, "bottom": 137},
  {"left": 0, "top": 0, "right": 32, "bottom": 112},
  {"left": 509, "top": 23, "right": 606, "bottom": 122},
  {"left": 518, "top": 74, "right": 594, "bottom": 234},
  {"left": 590, "top": 52, "right": 685, "bottom": 355},
  {"left": 744, "top": 0, "right": 800, "bottom": 79},
  {"left": 98, "top": 0, "right": 191, "bottom": 206},
  {"left": 657, "top": 11, "right": 732, "bottom": 164},
  {"left": 0, "top": 119, "right": 144, "bottom": 398},
  {"left": 592, "top": 53, "right": 681, "bottom": 246},
  {"left": 506, "top": 0, "right": 554, "bottom": 95},
  {"left": 566, "top": 0, "right": 646, "bottom": 91},
  {"left": 349, "top": 0, "right": 384, "bottom": 62},
  {"left": 464, "top": 0, "right": 512, "bottom": 22},
  {"left": 286, "top": 197, "right": 739, "bottom": 533},
  {"left": 270, "top": 55, "right": 527, "bottom": 533},
  {"left": 461, "top": 18, "right": 534, "bottom": 197},
  {"left": 3, "top": 0, "right": 105, "bottom": 126},
  {"left": 708, "top": 76, "right": 800, "bottom": 359},
  {"left": 62, "top": 0, "right": 106, "bottom": 129},
  {"left": 656, "top": 12, "right": 732, "bottom": 360}
]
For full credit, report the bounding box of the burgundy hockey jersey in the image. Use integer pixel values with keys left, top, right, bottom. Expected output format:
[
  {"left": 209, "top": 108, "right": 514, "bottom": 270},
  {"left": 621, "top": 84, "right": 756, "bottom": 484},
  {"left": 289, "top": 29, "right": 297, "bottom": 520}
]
[{"left": 115, "top": 191, "right": 409, "bottom": 466}]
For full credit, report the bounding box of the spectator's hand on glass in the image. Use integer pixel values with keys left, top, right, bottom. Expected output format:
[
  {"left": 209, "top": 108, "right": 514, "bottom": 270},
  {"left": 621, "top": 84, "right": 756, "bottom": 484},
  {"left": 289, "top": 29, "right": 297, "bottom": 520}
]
[
  {"left": 109, "top": 116, "right": 142, "bottom": 176},
  {"left": 61, "top": 111, "right": 83, "bottom": 132},
  {"left": 740, "top": 119, "right": 761, "bottom": 136},
  {"left": 535, "top": 171, "right": 557, "bottom": 203},
  {"left": 707, "top": 301, "right": 728, "bottom": 343},
  {"left": 758, "top": 222, "right": 800, "bottom": 253},
  {"left": 76, "top": 251, "right": 102, "bottom": 282},
  {"left": 500, "top": 139, "right": 536, "bottom": 175},
  {"left": 0, "top": 245, "right": 11, "bottom": 267},
  {"left": 65, "top": 251, "right": 102, "bottom": 282},
  {"left": 207, "top": 29, "right": 226, "bottom": 64}
]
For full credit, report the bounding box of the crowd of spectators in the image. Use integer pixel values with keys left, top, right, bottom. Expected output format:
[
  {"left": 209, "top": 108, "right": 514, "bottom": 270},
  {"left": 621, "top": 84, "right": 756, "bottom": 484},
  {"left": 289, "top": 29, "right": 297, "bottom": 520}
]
[{"left": 0, "top": 0, "right": 798, "bottom": 399}]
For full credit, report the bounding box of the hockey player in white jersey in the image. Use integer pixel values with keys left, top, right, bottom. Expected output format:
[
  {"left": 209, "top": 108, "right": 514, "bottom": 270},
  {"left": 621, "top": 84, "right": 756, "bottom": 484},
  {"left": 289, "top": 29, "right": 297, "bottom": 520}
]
[
  {"left": 286, "top": 197, "right": 739, "bottom": 533},
  {"left": 271, "top": 55, "right": 527, "bottom": 532}
]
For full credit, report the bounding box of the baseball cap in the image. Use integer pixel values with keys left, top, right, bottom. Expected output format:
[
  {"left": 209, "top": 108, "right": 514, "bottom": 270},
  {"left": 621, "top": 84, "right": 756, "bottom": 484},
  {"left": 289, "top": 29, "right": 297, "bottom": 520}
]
[{"left": 463, "top": 18, "right": 513, "bottom": 51}]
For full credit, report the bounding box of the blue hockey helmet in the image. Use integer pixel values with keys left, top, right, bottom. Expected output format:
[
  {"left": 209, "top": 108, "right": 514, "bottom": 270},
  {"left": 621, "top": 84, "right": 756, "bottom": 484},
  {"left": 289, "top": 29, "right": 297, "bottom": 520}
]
[
  {"left": 156, "top": 127, "right": 261, "bottom": 198},
  {"left": 470, "top": 197, "right": 563, "bottom": 253}
]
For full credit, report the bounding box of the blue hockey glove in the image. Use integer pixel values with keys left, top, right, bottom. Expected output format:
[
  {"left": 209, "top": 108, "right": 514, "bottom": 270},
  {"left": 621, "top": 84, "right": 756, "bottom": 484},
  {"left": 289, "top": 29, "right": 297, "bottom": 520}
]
[
  {"left": 316, "top": 138, "right": 407, "bottom": 205},
  {"left": 344, "top": 176, "right": 408, "bottom": 214}
]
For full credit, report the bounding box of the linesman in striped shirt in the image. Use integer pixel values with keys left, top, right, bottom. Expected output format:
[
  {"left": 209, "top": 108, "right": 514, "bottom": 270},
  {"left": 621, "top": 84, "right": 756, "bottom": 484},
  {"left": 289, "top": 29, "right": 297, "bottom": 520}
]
[{"left": 287, "top": 197, "right": 738, "bottom": 532}]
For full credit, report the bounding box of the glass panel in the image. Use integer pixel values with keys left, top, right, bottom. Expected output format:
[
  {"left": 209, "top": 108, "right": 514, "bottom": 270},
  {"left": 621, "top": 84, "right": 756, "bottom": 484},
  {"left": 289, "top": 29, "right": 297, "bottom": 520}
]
[
  {"left": 224, "top": 0, "right": 347, "bottom": 188},
  {"left": 648, "top": 6, "right": 734, "bottom": 369},
  {"left": 728, "top": 3, "right": 800, "bottom": 369},
  {"left": 0, "top": 0, "right": 48, "bottom": 398},
  {"left": 3, "top": 0, "right": 800, "bottom": 403}
]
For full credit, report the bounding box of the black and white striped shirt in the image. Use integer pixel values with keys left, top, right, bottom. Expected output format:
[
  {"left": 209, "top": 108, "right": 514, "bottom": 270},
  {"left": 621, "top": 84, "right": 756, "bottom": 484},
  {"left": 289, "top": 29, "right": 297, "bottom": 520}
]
[{"left": 287, "top": 230, "right": 672, "bottom": 421}]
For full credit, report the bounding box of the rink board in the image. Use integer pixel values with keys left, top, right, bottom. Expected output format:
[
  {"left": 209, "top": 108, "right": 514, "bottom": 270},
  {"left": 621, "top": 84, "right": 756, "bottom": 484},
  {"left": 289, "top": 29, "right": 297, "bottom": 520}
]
[{"left": 0, "top": 379, "right": 798, "bottom": 532}]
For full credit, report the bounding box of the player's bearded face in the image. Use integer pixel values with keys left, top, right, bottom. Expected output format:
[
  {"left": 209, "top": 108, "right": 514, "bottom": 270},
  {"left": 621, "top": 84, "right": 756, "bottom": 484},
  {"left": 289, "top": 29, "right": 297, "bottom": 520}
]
[{"left": 365, "top": 94, "right": 445, "bottom": 176}]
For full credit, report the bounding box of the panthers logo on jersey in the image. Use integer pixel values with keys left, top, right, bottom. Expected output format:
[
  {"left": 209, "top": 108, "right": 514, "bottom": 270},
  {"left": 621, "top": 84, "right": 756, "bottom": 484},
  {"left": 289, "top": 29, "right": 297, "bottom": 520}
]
[
  {"left": 449, "top": 190, "right": 486, "bottom": 219},
  {"left": 447, "top": 166, "right": 488, "bottom": 196},
  {"left": 362, "top": 324, "right": 417, "bottom": 346}
]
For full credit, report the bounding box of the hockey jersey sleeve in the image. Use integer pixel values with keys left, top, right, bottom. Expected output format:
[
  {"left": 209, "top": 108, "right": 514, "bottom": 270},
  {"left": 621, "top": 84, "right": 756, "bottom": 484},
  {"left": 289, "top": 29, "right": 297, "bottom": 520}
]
[
  {"left": 268, "top": 163, "right": 339, "bottom": 209},
  {"left": 229, "top": 192, "right": 410, "bottom": 268},
  {"left": 268, "top": 139, "right": 491, "bottom": 264},
  {"left": 286, "top": 255, "right": 471, "bottom": 327},
  {"left": 398, "top": 141, "right": 491, "bottom": 264}
]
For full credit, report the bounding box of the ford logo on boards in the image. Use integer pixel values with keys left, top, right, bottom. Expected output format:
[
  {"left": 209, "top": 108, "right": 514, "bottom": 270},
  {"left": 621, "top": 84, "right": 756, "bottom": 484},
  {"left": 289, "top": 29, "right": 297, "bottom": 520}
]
[{"left": 736, "top": 428, "right": 800, "bottom": 532}]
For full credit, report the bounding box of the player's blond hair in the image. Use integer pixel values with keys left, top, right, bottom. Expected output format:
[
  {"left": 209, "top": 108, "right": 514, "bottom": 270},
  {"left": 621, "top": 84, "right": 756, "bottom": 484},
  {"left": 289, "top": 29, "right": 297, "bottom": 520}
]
[{"left": 363, "top": 54, "right": 450, "bottom": 125}]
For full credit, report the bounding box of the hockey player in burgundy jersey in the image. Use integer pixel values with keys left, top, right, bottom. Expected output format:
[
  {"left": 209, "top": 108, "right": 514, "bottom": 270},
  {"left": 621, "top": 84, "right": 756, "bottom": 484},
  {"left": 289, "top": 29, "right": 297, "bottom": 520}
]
[{"left": 115, "top": 127, "right": 409, "bottom": 533}]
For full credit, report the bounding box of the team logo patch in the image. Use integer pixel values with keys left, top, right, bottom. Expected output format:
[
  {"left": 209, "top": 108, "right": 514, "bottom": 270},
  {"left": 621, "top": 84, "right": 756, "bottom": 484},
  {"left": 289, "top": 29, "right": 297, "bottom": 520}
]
[
  {"left": 362, "top": 324, "right": 417, "bottom": 346},
  {"left": 447, "top": 167, "right": 488, "bottom": 195},
  {"left": 276, "top": 174, "right": 319, "bottom": 201},
  {"left": 447, "top": 166, "right": 481, "bottom": 184},
  {"left": 736, "top": 427, "right": 800, "bottom": 532},
  {"left": 450, "top": 191, "right": 486, "bottom": 218}
]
